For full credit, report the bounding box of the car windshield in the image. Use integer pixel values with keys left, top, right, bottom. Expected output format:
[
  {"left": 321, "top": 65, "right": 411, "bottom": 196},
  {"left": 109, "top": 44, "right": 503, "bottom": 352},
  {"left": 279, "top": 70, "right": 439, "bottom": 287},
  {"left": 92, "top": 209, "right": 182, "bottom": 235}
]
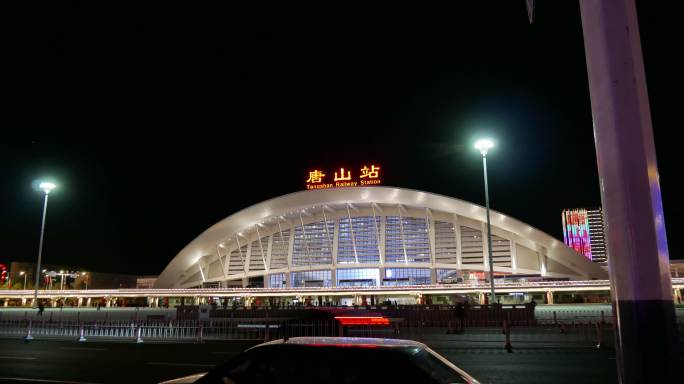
[{"left": 197, "top": 344, "right": 468, "bottom": 384}]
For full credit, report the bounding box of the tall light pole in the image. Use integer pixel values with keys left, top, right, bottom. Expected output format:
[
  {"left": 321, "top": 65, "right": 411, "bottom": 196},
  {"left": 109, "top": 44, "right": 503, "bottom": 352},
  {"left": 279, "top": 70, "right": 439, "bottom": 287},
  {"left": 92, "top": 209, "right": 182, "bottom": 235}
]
[
  {"left": 32, "top": 181, "right": 56, "bottom": 308},
  {"left": 475, "top": 139, "right": 496, "bottom": 304}
]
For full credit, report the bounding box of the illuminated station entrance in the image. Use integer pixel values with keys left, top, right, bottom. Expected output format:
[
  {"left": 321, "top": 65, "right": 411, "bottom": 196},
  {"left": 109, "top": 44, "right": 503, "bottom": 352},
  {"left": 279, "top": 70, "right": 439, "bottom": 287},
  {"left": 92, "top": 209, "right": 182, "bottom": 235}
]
[{"left": 155, "top": 182, "right": 609, "bottom": 305}]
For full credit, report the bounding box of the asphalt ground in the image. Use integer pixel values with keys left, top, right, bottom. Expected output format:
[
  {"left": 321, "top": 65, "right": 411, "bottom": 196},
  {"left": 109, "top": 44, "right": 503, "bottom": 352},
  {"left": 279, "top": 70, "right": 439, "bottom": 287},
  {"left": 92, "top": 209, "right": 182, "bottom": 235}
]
[{"left": 0, "top": 337, "right": 627, "bottom": 384}]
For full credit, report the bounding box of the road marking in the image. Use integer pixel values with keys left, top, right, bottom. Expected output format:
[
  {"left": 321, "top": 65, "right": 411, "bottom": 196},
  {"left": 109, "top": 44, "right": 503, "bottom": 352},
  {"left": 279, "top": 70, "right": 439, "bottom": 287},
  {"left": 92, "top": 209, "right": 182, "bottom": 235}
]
[
  {"left": 147, "top": 362, "right": 215, "bottom": 367},
  {"left": 0, "top": 356, "right": 37, "bottom": 360},
  {"left": 0, "top": 378, "right": 102, "bottom": 384},
  {"left": 58, "top": 347, "right": 108, "bottom": 351}
]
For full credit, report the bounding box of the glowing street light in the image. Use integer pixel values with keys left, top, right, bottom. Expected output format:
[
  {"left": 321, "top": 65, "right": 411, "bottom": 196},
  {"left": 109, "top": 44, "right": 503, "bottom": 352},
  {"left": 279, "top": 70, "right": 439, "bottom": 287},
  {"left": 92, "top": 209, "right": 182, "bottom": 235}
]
[
  {"left": 33, "top": 181, "right": 56, "bottom": 308},
  {"left": 474, "top": 138, "right": 497, "bottom": 304},
  {"left": 474, "top": 138, "right": 494, "bottom": 156}
]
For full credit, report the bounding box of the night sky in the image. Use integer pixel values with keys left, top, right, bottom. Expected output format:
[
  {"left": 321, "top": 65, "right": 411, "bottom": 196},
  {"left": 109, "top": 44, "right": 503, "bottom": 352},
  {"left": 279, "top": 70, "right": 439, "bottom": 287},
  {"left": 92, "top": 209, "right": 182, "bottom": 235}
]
[{"left": 2, "top": 2, "right": 680, "bottom": 275}]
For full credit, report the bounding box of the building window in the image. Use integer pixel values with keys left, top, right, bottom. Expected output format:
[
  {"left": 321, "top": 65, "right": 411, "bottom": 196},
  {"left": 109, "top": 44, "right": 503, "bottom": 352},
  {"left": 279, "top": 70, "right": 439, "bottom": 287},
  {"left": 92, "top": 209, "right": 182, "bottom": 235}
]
[
  {"left": 293, "top": 220, "right": 334, "bottom": 266},
  {"left": 460, "top": 226, "right": 484, "bottom": 265},
  {"left": 269, "top": 273, "right": 286, "bottom": 288},
  {"left": 270, "top": 229, "right": 290, "bottom": 270},
  {"left": 436, "top": 269, "right": 459, "bottom": 283},
  {"left": 338, "top": 216, "right": 381, "bottom": 264},
  {"left": 382, "top": 268, "right": 431, "bottom": 286},
  {"left": 385, "top": 216, "right": 430, "bottom": 263},
  {"left": 291, "top": 270, "right": 332, "bottom": 287},
  {"left": 336, "top": 268, "right": 379, "bottom": 287},
  {"left": 434, "top": 221, "right": 458, "bottom": 264}
]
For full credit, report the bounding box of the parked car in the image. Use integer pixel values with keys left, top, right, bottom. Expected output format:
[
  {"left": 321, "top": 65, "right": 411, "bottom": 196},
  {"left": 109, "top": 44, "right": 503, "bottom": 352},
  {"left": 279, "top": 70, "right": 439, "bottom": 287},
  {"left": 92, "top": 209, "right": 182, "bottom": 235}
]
[{"left": 161, "top": 337, "right": 479, "bottom": 384}]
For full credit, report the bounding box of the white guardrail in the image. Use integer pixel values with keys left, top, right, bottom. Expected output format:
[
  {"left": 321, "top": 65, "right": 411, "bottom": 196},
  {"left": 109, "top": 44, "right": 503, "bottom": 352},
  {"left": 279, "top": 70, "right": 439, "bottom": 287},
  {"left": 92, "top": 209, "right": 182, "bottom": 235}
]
[{"left": 0, "top": 278, "right": 683, "bottom": 298}]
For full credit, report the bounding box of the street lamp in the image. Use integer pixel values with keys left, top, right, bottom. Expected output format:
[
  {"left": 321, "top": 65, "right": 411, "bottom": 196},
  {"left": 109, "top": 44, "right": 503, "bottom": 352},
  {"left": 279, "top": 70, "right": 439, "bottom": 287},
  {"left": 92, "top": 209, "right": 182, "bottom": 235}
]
[
  {"left": 32, "top": 181, "right": 56, "bottom": 308},
  {"left": 19, "top": 271, "right": 27, "bottom": 289},
  {"left": 474, "top": 138, "right": 496, "bottom": 304}
]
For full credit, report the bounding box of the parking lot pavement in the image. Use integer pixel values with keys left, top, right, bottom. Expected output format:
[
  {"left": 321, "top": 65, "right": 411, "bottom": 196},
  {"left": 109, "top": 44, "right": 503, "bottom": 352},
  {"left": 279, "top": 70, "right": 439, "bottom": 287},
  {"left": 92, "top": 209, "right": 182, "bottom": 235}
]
[
  {"left": 0, "top": 337, "right": 680, "bottom": 383},
  {"left": 0, "top": 339, "right": 257, "bottom": 384}
]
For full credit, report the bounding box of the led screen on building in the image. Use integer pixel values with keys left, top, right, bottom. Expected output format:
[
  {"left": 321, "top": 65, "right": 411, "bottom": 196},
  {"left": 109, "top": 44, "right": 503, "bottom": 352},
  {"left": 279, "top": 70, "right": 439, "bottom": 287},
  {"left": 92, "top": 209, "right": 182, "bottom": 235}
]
[{"left": 562, "top": 208, "right": 592, "bottom": 260}]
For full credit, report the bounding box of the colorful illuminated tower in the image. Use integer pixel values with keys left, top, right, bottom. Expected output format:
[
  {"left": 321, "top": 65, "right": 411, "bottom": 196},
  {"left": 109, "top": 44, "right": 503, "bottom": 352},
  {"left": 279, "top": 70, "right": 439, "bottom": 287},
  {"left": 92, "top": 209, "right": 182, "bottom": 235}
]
[{"left": 561, "top": 207, "right": 607, "bottom": 263}]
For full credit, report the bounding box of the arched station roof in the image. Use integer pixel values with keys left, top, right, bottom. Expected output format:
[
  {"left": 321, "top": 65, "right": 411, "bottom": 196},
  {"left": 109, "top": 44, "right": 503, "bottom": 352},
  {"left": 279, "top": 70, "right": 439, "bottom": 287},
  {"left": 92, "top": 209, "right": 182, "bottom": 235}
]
[{"left": 155, "top": 187, "right": 607, "bottom": 288}]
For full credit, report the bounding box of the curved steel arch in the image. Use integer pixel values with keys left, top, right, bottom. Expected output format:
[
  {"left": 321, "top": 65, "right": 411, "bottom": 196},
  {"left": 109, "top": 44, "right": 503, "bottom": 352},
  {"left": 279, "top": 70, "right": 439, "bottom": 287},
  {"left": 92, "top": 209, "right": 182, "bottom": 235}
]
[{"left": 155, "top": 187, "right": 607, "bottom": 288}]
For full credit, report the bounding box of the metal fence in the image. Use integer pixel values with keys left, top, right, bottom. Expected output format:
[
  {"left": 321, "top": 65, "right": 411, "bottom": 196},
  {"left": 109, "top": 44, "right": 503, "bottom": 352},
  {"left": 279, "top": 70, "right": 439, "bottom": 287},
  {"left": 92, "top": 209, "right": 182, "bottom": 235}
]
[{"left": 1, "top": 317, "right": 682, "bottom": 348}]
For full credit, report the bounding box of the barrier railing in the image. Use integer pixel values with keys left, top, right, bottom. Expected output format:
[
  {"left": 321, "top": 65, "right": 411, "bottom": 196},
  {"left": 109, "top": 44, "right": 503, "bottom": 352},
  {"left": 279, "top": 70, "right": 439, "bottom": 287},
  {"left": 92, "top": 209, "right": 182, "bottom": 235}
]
[{"left": 2, "top": 317, "right": 681, "bottom": 348}]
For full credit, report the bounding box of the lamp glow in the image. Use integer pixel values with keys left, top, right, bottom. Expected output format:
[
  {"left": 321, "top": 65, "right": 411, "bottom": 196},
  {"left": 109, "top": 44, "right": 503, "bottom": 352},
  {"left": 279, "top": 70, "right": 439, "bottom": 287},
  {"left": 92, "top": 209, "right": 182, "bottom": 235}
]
[
  {"left": 39, "top": 182, "right": 57, "bottom": 194},
  {"left": 474, "top": 139, "right": 494, "bottom": 156}
]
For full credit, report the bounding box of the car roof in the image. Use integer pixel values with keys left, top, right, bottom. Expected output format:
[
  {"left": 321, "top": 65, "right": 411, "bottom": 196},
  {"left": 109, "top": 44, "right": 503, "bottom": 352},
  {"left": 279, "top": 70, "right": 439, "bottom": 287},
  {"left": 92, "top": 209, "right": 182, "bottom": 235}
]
[{"left": 254, "top": 337, "right": 427, "bottom": 349}]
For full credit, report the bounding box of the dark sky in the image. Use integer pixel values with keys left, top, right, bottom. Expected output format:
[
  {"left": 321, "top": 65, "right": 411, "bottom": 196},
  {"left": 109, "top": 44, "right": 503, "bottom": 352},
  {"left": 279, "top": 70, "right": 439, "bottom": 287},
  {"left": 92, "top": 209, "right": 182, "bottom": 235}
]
[{"left": 2, "top": 2, "right": 680, "bottom": 275}]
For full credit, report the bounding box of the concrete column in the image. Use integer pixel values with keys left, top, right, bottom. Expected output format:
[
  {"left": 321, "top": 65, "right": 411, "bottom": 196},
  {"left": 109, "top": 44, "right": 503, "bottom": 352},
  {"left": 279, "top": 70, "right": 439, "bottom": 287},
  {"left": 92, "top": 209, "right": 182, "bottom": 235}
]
[
  {"left": 453, "top": 214, "right": 462, "bottom": 268},
  {"left": 106, "top": 298, "right": 111, "bottom": 308},
  {"left": 3, "top": 300, "right": 7, "bottom": 307},
  {"left": 244, "top": 241, "right": 252, "bottom": 274},
  {"left": 266, "top": 234, "right": 274, "bottom": 272},
  {"left": 536, "top": 246, "right": 548, "bottom": 277},
  {"left": 427, "top": 212, "right": 436, "bottom": 266},
  {"left": 286, "top": 223, "right": 295, "bottom": 269},
  {"left": 478, "top": 292, "right": 486, "bottom": 305},
  {"left": 332, "top": 215, "right": 339, "bottom": 266},
  {"left": 510, "top": 240, "right": 518, "bottom": 272},
  {"left": 580, "top": 1, "right": 679, "bottom": 381},
  {"left": 378, "top": 212, "right": 386, "bottom": 265},
  {"left": 86, "top": 297, "right": 92, "bottom": 307},
  {"left": 546, "top": 291, "right": 554, "bottom": 305},
  {"left": 21, "top": 298, "right": 27, "bottom": 306},
  {"left": 77, "top": 297, "right": 83, "bottom": 307}
]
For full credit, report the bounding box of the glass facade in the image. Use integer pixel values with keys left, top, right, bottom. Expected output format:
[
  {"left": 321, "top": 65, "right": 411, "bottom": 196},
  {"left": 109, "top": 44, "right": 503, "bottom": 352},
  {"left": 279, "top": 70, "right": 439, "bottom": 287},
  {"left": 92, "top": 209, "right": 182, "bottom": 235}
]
[
  {"left": 293, "top": 220, "right": 334, "bottom": 266},
  {"left": 338, "top": 216, "right": 381, "bottom": 264},
  {"left": 383, "top": 268, "right": 431, "bottom": 286},
  {"left": 270, "top": 229, "right": 290, "bottom": 269},
  {"left": 436, "top": 268, "right": 459, "bottom": 283},
  {"left": 385, "top": 216, "right": 430, "bottom": 263},
  {"left": 206, "top": 211, "right": 524, "bottom": 288},
  {"left": 249, "top": 238, "right": 267, "bottom": 272},
  {"left": 336, "top": 268, "right": 380, "bottom": 287},
  {"left": 269, "top": 273, "right": 286, "bottom": 288},
  {"left": 460, "top": 226, "right": 483, "bottom": 266},
  {"left": 434, "top": 221, "right": 458, "bottom": 264},
  {"left": 291, "top": 270, "right": 332, "bottom": 287}
]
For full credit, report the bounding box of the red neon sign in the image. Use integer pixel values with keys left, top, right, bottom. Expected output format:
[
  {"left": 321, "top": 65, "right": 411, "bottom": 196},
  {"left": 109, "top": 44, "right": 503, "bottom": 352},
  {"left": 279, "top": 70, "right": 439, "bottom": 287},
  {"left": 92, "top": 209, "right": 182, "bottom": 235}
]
[
  {"left": 334, "top": 316, "right": 390, "bottom": 326},
  {"left": 306, "top": 164, "right": 382, "bottom": 190}
]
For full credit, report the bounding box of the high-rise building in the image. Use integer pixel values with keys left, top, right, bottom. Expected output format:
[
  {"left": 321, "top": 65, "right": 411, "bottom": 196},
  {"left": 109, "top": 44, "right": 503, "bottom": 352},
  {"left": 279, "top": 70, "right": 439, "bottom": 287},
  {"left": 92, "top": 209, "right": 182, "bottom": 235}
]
[{"left": 561, "top": 207, "right": 607, "bottom": 263}]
